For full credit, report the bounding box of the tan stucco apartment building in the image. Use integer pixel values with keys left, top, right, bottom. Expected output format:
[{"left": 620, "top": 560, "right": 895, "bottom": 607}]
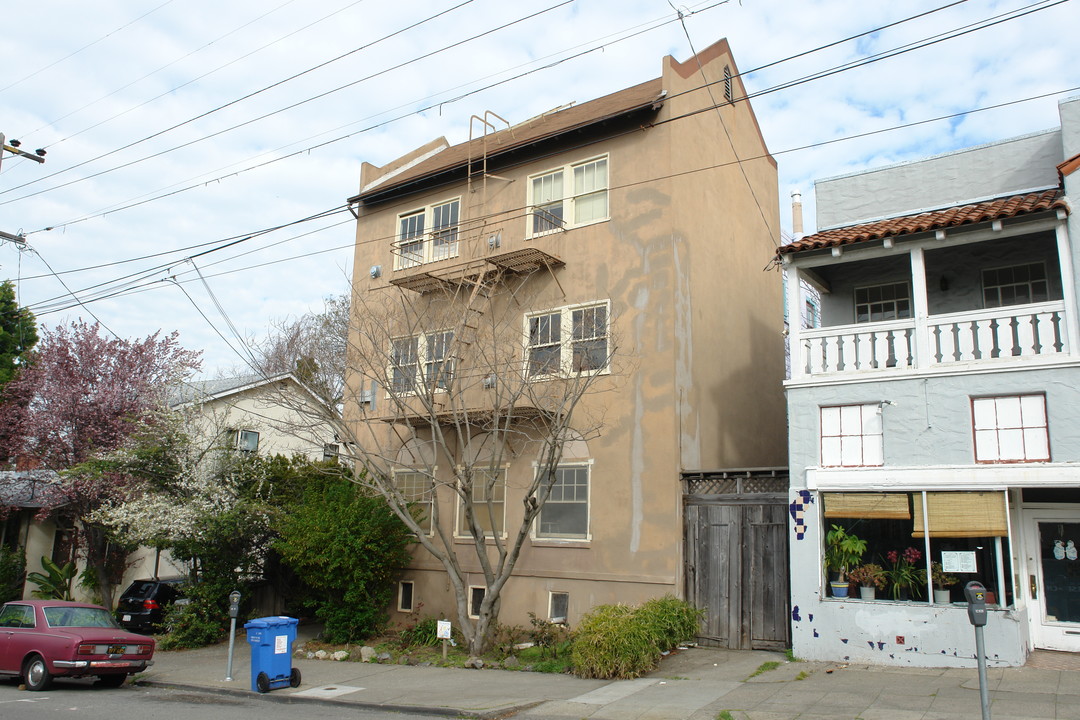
[{"left": 344, "top": 39, "right": 787, "bottom": 632}]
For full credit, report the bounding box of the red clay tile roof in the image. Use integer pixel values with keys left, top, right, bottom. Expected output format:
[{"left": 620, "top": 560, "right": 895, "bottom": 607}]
[
  {"left": 353, "top": 78, "right": 665, "bottom": 202},
  {"left": 1059, "top": 153, "right": 1080, "bottom": 178},
  {"left": 778, "top": 188, "right": 1068, "bottom": 256}
]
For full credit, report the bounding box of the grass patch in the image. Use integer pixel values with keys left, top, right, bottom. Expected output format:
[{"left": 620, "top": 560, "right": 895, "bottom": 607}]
[
  {"left": 795, "top": 670, "right": 810, "bottom": 681},
  {"left": 784, "top": 648, "right": 800, "bottom": 662},
  {"left": 746, "top": 660, "right": 781, "bottom": 679},
  {"left": 717, "top": 711, "right": 736, "bottom": 720}
]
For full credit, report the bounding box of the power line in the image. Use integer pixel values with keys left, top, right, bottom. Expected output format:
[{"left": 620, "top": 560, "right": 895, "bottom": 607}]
[
  {"left": 22, "top": 81, "right": 1077, "bottom": 320},
  {"left": 19, "top": 0, "right": 1041, "bottom": 232},
  {"left": 0, "top": 0, "right": 531, "bottom": 202},
  {"left": 0, "top": 0, "right": 176, "bottom": 93},
  {"left": 20, "top": 0, "right": 311, "bottom": 145},
  {"left": 21, "top": 206, "right": 351, "bottom": 313}
]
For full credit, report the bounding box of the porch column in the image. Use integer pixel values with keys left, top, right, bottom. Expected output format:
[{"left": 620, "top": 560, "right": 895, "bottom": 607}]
[
  {"left": 909, "top": 247, "right": 931, "bottom": 368},
  {"left": 784, "top": 261, "right": 804, "bottom": 379},
  {"left": 1054, "top": 214, "right": 1080, "bottom": 354}
]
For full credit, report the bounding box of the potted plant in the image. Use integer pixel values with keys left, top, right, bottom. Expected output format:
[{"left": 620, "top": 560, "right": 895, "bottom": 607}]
[
  {"left": 930, "top": 561, "right": 958, "bottom": 603},
  {"left": 884, "top": 547, "right": 924, "bottom": 600},
  {"left": 824, "top": 524, "right": 867, "bottom": 598},
  {"left": 848, "top": 563, "right": 886, "bottom": 600}
]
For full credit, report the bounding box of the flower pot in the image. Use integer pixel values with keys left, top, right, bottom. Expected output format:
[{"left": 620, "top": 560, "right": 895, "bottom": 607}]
[
  {"left": 934, "top": 588, "right": 951, "bottom": 604},
  {"left": 859, "top": 585, "right": 876, "bottom": 600},
  {"left": 829, "top": 581, "right": 849, "bottom": 598}
]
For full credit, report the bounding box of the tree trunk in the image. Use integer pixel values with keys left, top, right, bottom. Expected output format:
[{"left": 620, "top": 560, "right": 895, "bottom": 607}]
[{"left": 81, "top": 523, "right": 115, "bottom": 609}]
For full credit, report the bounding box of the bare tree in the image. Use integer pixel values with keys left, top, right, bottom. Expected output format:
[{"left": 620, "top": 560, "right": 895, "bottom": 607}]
[
  {"left": 254, "top": 294, "right": 349, "bottom": 405},
  {"left": 265, "top": 267, "right": 615, "bottom": 655}
]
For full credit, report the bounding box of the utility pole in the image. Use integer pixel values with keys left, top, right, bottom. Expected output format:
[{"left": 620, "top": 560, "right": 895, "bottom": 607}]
[
  {"left": 0, "top": 132, "right": 47, "bottom": 173},
  {"left": 1, "top": 132, "right": 46, "bottom": 250}
]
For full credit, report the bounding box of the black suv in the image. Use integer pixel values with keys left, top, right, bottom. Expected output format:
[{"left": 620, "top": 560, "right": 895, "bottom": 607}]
[{"left": 115, "top": 577, "right": 187, "bottom": 633}]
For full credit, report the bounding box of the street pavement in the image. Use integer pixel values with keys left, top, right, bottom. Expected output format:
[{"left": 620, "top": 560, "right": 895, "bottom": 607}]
[{"left": 134, "top": 626, "right": 1080, "bottom": 719}]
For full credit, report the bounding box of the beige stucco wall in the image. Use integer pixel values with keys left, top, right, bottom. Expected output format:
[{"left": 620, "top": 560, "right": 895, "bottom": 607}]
[{"left": 347, "top": 39, "right": 785, "bottom": 628}]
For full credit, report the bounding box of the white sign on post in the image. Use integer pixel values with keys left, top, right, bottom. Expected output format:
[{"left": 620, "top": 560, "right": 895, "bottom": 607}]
[{"left": 436, "top": 620, "right": 452, "bottom": 640}]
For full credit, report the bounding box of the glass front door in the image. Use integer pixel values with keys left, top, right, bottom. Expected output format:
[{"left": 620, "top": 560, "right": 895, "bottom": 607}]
[{"left": 1027, "top": 514, "right": 1080, "bottom": 652}]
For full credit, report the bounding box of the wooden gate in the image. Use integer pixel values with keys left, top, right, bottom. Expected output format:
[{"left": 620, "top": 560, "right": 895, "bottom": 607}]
[{"left": 683, "top": 469, "right": 790, "bottom": 651}]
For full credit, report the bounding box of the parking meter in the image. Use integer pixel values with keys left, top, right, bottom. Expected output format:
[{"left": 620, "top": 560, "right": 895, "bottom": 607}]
[
  {"left": 226, "top": 591, "right": 242, "bottom": 681},
  {"left": 229, "top": 590, "right": 242, "bottom": 618},
  {"left": 964, "top": 581, "right": 987, "bottom": 627}
]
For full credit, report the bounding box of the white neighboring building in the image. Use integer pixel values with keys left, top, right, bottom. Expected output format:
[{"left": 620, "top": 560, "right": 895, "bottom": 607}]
[
  {"left": 170, "top": 373, "right": 340, "bottom": 461},
  {"left": 780, "top": 96, "right": 1080, "bottom": 667}
]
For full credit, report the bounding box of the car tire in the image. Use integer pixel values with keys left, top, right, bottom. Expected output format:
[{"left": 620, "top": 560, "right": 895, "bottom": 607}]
[
  {"left": 256, "top": 672, "right": 270, "bottom": 693},
  {"left": 96, "top": 674, "right": 127, "bottom": 688},
  {"left": 23, "top": 654, "right": 53, "bottom": 691},
  {"left": 289, "top": 667, "right": 301, "bottom": 688}
]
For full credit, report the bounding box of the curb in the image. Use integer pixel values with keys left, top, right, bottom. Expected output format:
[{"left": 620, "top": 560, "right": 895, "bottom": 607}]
[{"left": 134, "top": 679, "right": 533, "bottom": 719}]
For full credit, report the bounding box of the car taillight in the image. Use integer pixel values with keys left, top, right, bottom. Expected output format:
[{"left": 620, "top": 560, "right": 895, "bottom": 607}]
[
  {"left": 77, "top": 644, "right": 96, "bottom": 655},
  {"left": 136, "top": 644, "right": 152, "bottom": 655},
  {"left": 142, "top": 599, "right": 160, "bottom": 610}
]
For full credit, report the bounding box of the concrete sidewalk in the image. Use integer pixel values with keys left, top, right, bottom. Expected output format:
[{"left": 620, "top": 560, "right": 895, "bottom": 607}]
[{"left": 135, "top": 630, "right": 1080, "bottom": 719}]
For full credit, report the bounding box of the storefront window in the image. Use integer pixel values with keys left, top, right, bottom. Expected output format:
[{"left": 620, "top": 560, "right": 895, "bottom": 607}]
[{"left": 822, "top": 491, "right": 1012, "bottom": 606}]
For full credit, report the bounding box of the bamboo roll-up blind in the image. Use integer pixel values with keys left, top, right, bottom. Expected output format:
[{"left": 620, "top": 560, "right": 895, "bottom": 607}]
[
  {"left": 912, "top": 491, "right": 1008, "bottom": 537},
  {"left": 823, "top": 492, "right": 911, "bottom": 519}
]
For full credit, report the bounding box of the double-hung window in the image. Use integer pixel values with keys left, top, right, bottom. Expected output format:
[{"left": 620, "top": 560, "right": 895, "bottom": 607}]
[
  {"left": 528, "top": 156, "right": 608, "bottom": 236},
  {"left": 458, "top": 469, "right": 505, "bottom": 537},
  {"left": 972, "top": 394, "right": 1050, "bottom": 463},
  {"left": 820, "top": 404, "right": 883, "bottom": 467},
  {"left": 395, "top": 470, "right": 433, "bottom": 533},
  {"left": 390, "top": 331, "right": 454, "bottom": 393},
  {"left": 527, "top": 302, "right": 609, "bottom": 377},
  {"left": 391, "top": 336, "right": 419, "bottom": 393},
  {"left": 424, "top": 330, "right": 453, "bottom": 390},
  {"left": 394, "top": 198, "right": 460, "bottom": 270},
  {"left": 536, "top": 465, "right": 589, "bottom": 539}
]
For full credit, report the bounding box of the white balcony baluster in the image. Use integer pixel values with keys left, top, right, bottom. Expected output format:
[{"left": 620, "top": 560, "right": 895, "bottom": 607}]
[{"left": 795, "top": 302, "right": 1068, "bottom": 378}]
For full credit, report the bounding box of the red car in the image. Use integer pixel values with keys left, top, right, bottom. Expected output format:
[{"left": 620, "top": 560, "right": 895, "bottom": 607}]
[{"left": 0, "top": 600, "right": 155, "bottom": 690}]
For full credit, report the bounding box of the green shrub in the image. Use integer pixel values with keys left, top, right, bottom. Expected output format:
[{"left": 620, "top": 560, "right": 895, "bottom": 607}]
[
  {"left": 528, "top": 612, "right": 569, "bottom": 658},
  {"left": 636, "top": 594, "right": 702, "bottom": 648},
  {"left": 570, "top": 596, "right": 701, "bottom": 680},
  {"left": 490, "top": 622, "right": 528, "bottom": 658},
  {"left": 158, "top": 583, "right": 229, "bottom": 650},
  {"left": 399, "top": 617, "right": 441, "bottom": 647},
  {"left": 571, "top": 603, "right": 658, "bottom": 679},
  {"left": 275, "top": 473, "right": 411, "bottom": 644},
  {"left": 0, "top": 549, "right": 26, "bottom": 602}
]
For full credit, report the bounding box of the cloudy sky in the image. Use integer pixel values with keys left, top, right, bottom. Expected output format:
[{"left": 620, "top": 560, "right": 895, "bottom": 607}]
[{"left": 1, "top": 0, "right": 1077, "bottom": 375}]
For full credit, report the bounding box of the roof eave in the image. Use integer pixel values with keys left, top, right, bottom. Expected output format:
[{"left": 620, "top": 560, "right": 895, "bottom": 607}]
[{"left": 351, "top": 91, "right": 665, "bottom": 205}]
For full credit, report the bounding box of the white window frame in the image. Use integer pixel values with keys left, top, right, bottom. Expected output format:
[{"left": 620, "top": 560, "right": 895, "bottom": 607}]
[
  {"left": 534, "top": 463, "right": 591, "bottom": 540},
  {"left": 235, "top": 429, "right": 259, "bottom": 453},
  {"left": 854, "top": 281, "right": 911, "bottom": 323},
  {"left": 820, "top": 404, "right": 883, "bottom": 468},
  {"left": 397, "top": 580, "right": 415, "bottom": 613},
  {"left": 982, "top": 262, "right": 1049, "bottom": 308},
  {"left": 972, "top": 394, "right": 1050, "bottom": 463},
  {"left": 468, "top": 585, "right": 486, "bottom": 619},
  {"left": 549, "top": 591, "right": 569, "bottom": 624},
  {"left": 456, "top": 468, "right": 507, "bottom": 538},
  {"left": 525, "top": 301, "right": 610, "bottom": 378},
  {"left": 527, "top": 155, "right": 609, "bottom": 237},
  {"left": 389, "top": 330, "right": 454, "bottom": 395},
  {"left": 394, "top": 470, "right": 434, "bottom": 534},
  {"left": 393, "top": 197, "right": 461, "bottom": 270}
]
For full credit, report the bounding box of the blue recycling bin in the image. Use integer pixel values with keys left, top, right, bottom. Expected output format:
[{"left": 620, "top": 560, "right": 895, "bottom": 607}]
[{"left": 244, "top": 616, "right": 301, "bottom": 693}]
